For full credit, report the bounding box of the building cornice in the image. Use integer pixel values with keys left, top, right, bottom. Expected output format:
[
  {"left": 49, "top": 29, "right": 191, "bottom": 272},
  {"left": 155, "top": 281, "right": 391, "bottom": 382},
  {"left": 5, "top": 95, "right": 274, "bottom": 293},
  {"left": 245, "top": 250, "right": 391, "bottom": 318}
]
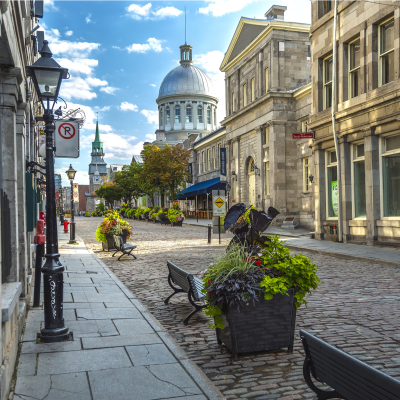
[{"left": 193, "top": 128, "right": 226, "bottom": 149}]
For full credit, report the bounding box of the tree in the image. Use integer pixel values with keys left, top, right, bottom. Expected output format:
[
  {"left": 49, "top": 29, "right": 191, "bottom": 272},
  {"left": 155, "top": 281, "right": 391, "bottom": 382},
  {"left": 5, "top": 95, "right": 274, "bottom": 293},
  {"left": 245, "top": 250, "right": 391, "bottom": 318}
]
[
  {"left": 114, "top": 163, "right": 145, "bottom": 205},
  {"left": 95, "top": 181, "right": 124, "bottom": 208}
]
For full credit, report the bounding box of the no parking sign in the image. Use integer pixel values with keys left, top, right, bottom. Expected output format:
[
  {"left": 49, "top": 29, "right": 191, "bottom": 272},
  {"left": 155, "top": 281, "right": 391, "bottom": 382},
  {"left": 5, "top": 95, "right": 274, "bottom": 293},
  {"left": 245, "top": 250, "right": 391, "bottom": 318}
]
[{"left": 54, "top": 120, "right": 79, "bottom": 158}]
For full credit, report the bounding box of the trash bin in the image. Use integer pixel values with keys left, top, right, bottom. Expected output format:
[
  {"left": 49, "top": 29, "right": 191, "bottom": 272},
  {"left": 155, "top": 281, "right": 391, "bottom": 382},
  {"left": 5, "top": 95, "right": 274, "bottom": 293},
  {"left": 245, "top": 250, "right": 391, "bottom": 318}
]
[
  {"left": 64, "top": 220, "right": 69, "bottom": 233},
  {"left": 60, "top": 214, "right": 65, "bottom": 225}
]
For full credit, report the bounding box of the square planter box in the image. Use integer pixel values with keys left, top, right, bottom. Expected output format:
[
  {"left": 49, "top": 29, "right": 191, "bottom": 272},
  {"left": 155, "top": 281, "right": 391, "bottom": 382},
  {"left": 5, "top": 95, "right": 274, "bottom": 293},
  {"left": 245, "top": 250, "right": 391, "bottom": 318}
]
[
  {"left": 102, "top": 234, "right": 127, "bottom": 252},
  {"left": 216, "top": 289, "right": 297, "bottom": 358},
  {"left": 171, "top": 220, "right": 183, "bottom": 227}
]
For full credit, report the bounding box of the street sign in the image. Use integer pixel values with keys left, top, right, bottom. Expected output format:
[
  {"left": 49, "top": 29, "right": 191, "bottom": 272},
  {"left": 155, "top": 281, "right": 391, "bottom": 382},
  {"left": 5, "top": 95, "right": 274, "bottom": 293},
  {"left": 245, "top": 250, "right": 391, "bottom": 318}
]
[
  {"left": 292, "top": 132, "right": 314, "bottom": 139},
  {"left": 213, "top": 195, "right": 226, "bottom": 216},
  {"left": 54, "top": 120, "right": 79, "bottom": 158}
]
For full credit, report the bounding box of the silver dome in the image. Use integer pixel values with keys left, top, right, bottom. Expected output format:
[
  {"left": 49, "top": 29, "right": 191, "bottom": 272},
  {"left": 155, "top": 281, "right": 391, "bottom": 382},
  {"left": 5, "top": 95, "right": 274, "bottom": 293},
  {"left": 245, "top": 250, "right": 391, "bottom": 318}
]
[{"left": 158, "top": 64, "right": 217, "bottom": 99}]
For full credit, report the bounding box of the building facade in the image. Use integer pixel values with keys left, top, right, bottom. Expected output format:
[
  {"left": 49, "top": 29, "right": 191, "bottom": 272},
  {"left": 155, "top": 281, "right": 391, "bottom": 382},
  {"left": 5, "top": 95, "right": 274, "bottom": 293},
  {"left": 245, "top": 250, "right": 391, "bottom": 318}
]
[
  {"left": 54, "top": 174, "right": 62, "bottom": 190},
  {"left": 85, "top": 121, "right": 107, "bottom": 212},
  {"left": 220, "top": 5, "right": 314, "bottom": 228},
  {"left": 309, "top": 0, "right": 400, "bottom": 244},
  {"left": 152, "top": 41, "right": 219, "bottom": 148}
]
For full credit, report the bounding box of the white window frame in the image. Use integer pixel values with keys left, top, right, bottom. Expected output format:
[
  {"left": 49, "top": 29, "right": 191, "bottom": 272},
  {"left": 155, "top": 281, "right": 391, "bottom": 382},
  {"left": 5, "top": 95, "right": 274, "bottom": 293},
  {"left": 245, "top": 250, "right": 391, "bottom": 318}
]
[
  {"left": 166, "top": 107, "right": 170, "bottom": 125},
  {"left": 351, "top": 140, "right": 366, "bottom": 219},
  {"left": 186, "top": 105, "right": 192, "bottom": 123},
  {"left": 207, "top": 107, "right": 211, "bottom": 124},
  {"left": 175, "top": 106, "right": 181, "bottom": 123},
  {"left": 251, "top": 78, "right": 255, "bottom": 101},
  {"left": 197, "top": 106, "right": 203, "bottom": 124},
  {"left": 323, "top": 55, "right": 333, "bottom": 110},
  {"left": 348, "top": 38, "right": 361, "bottom": 99},
  {"left": 325, "top": 149, "right": 338, "bottom": 220},
  {"left": 303, "top": 157, "right": 310, "bottom": 193},
  {"left": 378, "top": 17, "right": 395, "bottom": 87},
  {"left": 243, "top": 83, "right": 247, "bottom": 107},
  {"left": 379, "top": 131, "right": 400, "bottom": 219}
]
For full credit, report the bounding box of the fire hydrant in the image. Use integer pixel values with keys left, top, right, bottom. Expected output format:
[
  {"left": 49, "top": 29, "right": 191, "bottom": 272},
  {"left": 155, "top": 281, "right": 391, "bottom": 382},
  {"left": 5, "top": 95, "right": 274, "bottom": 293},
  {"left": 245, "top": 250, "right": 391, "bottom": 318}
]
[{"left": 64, "top": 220, "right": 69, "bottom": 233}]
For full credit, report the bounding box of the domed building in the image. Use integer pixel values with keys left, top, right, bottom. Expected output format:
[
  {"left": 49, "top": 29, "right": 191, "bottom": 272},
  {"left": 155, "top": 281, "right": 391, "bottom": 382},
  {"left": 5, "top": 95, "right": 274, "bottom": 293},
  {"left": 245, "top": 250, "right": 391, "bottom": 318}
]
[{"left": 152, "top": 43, "right": 219, "bottom": 148}]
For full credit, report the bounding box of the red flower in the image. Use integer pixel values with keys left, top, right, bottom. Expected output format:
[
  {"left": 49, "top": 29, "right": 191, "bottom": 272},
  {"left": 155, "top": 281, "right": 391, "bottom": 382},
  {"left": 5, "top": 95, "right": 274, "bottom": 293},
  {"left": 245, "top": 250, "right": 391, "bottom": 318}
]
[
  {"left": 252, "top": 258, "right": 255, "bottom": 261},
  {"left": 256, "top": 259, "right": 261, "bottom": 267},
  {"left": 208, "top": 280, "right": 210, "bottom": 283}
]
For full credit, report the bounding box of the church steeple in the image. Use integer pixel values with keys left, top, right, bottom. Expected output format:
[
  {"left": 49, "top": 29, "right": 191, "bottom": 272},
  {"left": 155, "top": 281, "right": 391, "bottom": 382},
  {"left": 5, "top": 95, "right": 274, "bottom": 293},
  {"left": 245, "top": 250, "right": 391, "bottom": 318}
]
[{"left": 92, "top": 120, "right": 104, "bottom": 155}]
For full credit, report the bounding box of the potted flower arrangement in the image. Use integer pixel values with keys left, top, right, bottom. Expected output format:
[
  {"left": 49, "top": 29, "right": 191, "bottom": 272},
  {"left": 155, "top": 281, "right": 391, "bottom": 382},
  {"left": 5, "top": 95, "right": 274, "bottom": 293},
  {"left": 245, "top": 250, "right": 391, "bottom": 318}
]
[
  {"left": 168, "top": 208, "right": 184, "bottom": 227},
  {"left": 84, "top": 212, "right": 90, "bottom": 217},
  {"left": 143, "top": 207, "right": 152, "bottom": 222},
  {"left": 150, "top": 206, "right": 161, "bottom": 222},
  {"left": 91, "top": 210, "right": 97, "bottom": 217},
  {"left": 135, "top": 208, "right": 144, "bottom": 220},
  {"left": 201, "top": 204, "right": 320, "bottom": 358},
  {"left": 95, "top": 210, "right": 133, "bottom": 251}
]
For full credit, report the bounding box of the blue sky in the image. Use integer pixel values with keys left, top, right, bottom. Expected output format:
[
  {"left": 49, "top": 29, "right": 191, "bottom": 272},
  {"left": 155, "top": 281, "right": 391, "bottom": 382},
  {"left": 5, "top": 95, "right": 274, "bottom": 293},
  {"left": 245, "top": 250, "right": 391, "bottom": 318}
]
[{"left": 42, "top": 0, "right": 311, "bottom": 185}]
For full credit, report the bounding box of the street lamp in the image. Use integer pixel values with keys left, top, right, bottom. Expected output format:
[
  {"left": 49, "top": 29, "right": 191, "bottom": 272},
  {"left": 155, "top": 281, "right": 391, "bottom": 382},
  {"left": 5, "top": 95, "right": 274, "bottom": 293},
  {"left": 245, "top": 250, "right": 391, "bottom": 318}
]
[
  {"left": 226, "top": 182, "right": 231, "bottom": 211},
  {"left": 26, "top": 41, "right": 71, "bottom": 343},
  {"left": 65, "top": 164, "right": 77, "bottom": 244}
]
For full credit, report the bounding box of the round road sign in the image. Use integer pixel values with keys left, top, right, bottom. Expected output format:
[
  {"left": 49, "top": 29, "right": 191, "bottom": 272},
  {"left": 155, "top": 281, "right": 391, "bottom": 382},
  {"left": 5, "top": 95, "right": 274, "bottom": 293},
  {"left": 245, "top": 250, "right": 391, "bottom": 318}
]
[{"left": 58, "top": 122, "right": 76, "bottom": 139}]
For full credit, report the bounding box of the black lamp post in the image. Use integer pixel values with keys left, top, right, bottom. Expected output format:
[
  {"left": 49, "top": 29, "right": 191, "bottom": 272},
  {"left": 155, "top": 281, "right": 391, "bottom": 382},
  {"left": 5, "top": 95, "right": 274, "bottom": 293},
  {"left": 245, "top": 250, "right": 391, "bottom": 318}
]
[
  {"left": 26, "top": 40, "right": 72, "bottom": 342},
  {"left": 225, "top": 182, "right": 231, "bottom": 211},
  {"left": 66, "top": 165, "right": 77, "bottom": 243}
]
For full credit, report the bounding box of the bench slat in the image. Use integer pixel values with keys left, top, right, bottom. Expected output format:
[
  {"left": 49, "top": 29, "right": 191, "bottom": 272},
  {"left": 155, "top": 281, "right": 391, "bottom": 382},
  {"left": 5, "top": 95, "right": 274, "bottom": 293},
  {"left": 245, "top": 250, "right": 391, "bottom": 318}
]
[{"left": 300, "top": 330, "right": 400, "bottom": 400}]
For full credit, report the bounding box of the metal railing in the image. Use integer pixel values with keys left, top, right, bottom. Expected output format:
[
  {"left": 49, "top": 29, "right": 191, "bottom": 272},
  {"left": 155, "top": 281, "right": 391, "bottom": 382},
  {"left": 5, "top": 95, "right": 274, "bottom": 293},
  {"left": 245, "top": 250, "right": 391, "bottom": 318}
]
[{"left": 1, "top": 188, "right": 11, "bottom": 283}]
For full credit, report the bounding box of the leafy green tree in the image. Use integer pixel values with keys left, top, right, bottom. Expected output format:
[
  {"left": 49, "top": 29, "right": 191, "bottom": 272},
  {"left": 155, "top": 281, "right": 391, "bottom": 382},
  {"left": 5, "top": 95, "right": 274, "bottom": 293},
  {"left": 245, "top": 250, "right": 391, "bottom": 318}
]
[
  {"left": 114, "top": 163, "right": 146, "bottom": 206},
  {"left": 95, "top": 181, "right": 123, "bottom": 209}
]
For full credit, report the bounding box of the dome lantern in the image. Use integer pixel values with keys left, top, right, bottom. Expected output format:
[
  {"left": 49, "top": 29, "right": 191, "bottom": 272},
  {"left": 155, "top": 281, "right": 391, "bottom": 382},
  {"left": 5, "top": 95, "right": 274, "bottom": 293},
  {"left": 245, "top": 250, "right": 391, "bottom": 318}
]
[{"left": 180, "top": 44, "right": 193, "bottom": 66}]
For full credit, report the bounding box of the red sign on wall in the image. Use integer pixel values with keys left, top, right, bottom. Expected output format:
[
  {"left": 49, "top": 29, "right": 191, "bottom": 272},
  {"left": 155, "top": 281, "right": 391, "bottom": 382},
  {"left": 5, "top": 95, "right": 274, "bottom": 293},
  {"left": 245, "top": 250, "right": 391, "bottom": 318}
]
[{"left": 292, "top": 132, "right": 314, "bottom": 139}]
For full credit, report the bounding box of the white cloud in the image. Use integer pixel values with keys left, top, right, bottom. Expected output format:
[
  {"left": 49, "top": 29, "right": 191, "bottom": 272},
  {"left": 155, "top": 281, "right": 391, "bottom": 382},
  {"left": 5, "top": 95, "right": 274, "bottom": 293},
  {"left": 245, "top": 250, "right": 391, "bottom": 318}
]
[
  {"left": 51, "top": 28, "right": 60, "bottom": 37},
  {"left": 61, "top": 77, "right": 99, "bottom": 101},
  {"left": 127, "top": 3, "right": 182, "bottom": 20},
  {"left": 55, "top": 58, "right": 98, "bottom": 75},
  {"left": 65, "top": 30, "right": 73, "bottom": 36},
  {"left": 126, "top": 38, "right": 163, "bottom": 53},
  {"left": 150, "top": 84, "right": 156, "bottom": 87},
  {"left": 194, "top": 50, "right": 224, "bottom": 74},
  {"left": 120, "top": 102, "right": 139, "bottom": 112},
  {"left": 44, "top": 0, "right": 58, "bottom": 12},
  {"left": 100, "top": 87, "right": 119, "bottom": 95},
  {"left": 95, "top": 105, "right": 111, "bottom": 112},
  {"left": 141, "top": 110, "right": 158, "bottom": 125},
  {"left": 85, "top": 14, "right": 93, "bottom": 24},
  {"left": 146, "top": 133, "right": 156, "bottom": 140},
  {"left": 199, "top": 0, "right": 256, "bottom": 17}
]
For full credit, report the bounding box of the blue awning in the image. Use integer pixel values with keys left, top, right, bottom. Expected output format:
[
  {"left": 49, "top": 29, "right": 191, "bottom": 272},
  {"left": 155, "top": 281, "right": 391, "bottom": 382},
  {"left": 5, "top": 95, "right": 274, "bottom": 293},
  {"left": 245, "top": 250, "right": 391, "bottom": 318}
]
[{"left": 177, "top": 177, "right": 226, "bottom": 200}]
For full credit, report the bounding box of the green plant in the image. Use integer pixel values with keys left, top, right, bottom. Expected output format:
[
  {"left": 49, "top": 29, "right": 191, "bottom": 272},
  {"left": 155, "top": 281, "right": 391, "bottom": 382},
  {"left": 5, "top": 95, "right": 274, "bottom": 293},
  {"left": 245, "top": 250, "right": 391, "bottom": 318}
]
[
  {"left": 95, "top": 211, "right": 132, "bottom": 243},
  {"left": 92, "top": 211, "right": 97, "bottom": 216},
  {"left": 84, "top": 212, "right": 90, "bottom": 217},
  {"left": 167, "top": 208, "right": 184, "bottom": 223},
  {"left": 98, "top": 202, "right": 105, "bottom": 212},
  {"left": 135, "top": 208, "right": 144, "bottom": 218}
]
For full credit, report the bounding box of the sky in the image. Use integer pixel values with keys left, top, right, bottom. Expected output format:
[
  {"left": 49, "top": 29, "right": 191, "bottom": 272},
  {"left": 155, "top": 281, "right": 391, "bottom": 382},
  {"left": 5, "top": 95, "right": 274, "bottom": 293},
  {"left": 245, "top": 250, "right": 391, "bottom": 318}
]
[{"left": 41, "top": 0, "right": 311, "bottom": 186}]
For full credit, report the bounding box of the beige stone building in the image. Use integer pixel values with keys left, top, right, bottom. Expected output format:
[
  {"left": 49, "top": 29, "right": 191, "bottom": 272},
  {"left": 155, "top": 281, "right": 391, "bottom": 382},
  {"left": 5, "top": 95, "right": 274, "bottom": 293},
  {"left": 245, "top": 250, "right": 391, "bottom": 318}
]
[
  {"left": 309, "top": 0, "right": 400, "bottom": 244},
  {"left": 220, "top": 5, "right": 314, "bottom": 229}
]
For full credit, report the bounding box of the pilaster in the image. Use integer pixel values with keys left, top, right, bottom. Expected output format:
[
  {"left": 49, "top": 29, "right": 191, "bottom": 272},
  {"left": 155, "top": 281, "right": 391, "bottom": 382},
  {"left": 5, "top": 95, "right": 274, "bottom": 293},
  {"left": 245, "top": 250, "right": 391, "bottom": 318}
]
[
  {"left": 313, "top": 144, "right": 326, "bottom": 240},
  {"left": 339, "top": 136, "right": 352, "bottom": 243}
]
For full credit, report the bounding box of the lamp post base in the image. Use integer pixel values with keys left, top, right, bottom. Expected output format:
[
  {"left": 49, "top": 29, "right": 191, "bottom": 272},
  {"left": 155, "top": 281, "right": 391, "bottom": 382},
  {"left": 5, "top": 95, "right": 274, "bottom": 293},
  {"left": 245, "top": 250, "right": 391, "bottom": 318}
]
[
  {"left": 69, "top": 221, "right": 76, "bottom": 243},
  {"left": 38, "top": 328, "right": 73, "bottom": 343}
]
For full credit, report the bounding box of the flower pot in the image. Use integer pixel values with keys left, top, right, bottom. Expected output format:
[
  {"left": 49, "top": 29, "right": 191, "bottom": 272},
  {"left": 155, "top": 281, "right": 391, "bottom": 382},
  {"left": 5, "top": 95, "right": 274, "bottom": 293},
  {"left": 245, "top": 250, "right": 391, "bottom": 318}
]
[
  {"left": 216, "top": 289, "right": 297, "bottom": 358},
  {"left": 171, "top": 220, "right": 183, "bottom": 227},
  {"left": 102, "top": 234, "right": 127, "bottom": 251}
]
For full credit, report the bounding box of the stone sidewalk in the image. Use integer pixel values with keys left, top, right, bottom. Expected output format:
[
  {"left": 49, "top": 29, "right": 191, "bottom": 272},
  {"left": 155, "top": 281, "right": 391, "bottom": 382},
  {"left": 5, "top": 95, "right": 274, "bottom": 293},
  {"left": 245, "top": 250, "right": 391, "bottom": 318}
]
[{"left": 13, "top": 227, "right": 224, "bottom": 400}]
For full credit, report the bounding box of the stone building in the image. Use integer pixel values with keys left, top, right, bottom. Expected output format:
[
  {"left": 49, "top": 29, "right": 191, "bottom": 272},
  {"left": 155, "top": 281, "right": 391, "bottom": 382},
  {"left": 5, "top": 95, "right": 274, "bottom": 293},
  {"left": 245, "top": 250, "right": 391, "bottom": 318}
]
[
  {"left": 152, "top": 41, "right": 219, "bottom": 148},
  {"left": 85, "top": 121, "right": 107, "bottom": 212},
  {"left": 220, "top": 5, "right": 314, "bottom": 228},
  {"left": 0, "top": 1, "right": 43, "bottom": 398},
  {"left": 309, "top": 0, "right": 400, "bottom": 244}
]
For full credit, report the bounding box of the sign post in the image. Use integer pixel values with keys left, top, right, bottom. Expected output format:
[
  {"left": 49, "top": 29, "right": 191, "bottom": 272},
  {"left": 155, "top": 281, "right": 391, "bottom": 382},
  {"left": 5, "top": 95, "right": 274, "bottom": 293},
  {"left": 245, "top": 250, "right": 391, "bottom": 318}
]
[
  {"left": 220, "top": 148, "right": 226, "bottom": 182},
  {"left": 54, "top": 120, "right": 79, "bottom": 158},
  {"left": 212, "top": 189, "right": 226, "bottom": 244}
]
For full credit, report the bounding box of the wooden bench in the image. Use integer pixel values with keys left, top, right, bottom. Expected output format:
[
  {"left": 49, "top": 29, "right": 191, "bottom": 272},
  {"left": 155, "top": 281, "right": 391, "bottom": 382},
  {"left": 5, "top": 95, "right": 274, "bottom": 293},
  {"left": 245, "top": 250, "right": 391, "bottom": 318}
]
[
  {"left": 164, "top": 261, "right": 207, "bottom": 325},
  {"left": 112, "top": 235, "right": 137, "bottom": 261},
  {"left": 300, "top": 329, "right": 400, "bottom": 400}
]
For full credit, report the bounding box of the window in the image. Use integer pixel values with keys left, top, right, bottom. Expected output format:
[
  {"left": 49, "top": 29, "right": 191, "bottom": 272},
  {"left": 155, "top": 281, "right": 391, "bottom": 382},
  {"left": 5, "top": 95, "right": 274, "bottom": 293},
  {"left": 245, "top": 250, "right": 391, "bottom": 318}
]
[
  {"left": 159, "top": 109, "right": 163, "bottom": 127},
  {"left": 302, "top": 120, "right": 308, "bottom": 132},
  {"left": 197, "top": 106, "right": 203, "bottom": 123},
  {"left": 186, "top": 105, "right": 192, "bottom": 123},
  {"left": 166, "top": 107, "right": 170, "bottom": 124},
  {"left": 218, "top": 143, "right": 221, "bottom": 166},
  {"left": 323, "top": 1, "right": 331, "bottom": 16},
  {"left": 327, "top": 151, "right": 338, "bottom": 217},
  {"left": 303, "top": 158, "right": 309, "bottom": 193},
  {"left": 265, "top": 127, "right": 269, "bottom": 144},
  {"left": 207, "top": 149, "right": 211, "bottom": 170},
  {"left": 251, "top": 78, "right": 255, "bottom": 101},
  {"left": 382, "top": 134, "right": 400, "bottom": 217},
  {"left": 232, "top": 141, "right": 235, "bottom": 158},
  {"left": 214, "top": 108, "right": 217, "bottom": 125},
  {"left": 265, "top": 162, "right": 270, "bottom": 195},
  {"left": 198, "top": 158, "right": 201, "bottom": 174},
  {"left": 202, "top": 151, "right": 205, "bottom": 172},
  {"left": 243, "top": 83, "right": 247, "bottom": 106},
  {"left": 349, "top": 39, "right": 360, "bottom": 98},
  {"left": 323, "top": 56, "right": 333, "bottom": 109},
  {"left": 175, "top": 106, "right": 180, "bottom": 123},
  {"left": 232, "top": 93, "right": 235, "bottom": 112},
  {"left": 353, "top": 143, "right": 366, "bottom": 218},
  {"left": 207, "top": 107, "right": 211, "bottom": 124},
  {"left": 265, "top": 68, "right": 269, "bottom": 92},
  {"left": 212, "top": 147, "right": 216, "bottom": 168},
  {"left": 380, "top": 18, "right": 394, "bottom": 86}
]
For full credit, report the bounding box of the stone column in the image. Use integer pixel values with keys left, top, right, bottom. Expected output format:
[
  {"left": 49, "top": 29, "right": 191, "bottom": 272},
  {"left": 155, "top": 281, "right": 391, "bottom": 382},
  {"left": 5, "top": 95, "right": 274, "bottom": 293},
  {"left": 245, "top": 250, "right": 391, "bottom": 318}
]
[
  {"left": 339, "top": 137, "right": 352, "bottom": 243},
  {"left": 254, "top": 126, "right": 263, "bottom": 209},
  {"left": 364, "top": 128, "right": 380, "bottom": 246},
  {"left": 0, "top": 70, "right": 20, "bottom": 282},
  {"left": 181, "top": 102, "right": 186, "bottom": 129},
  {"left": 313, "top": 144, "right": 326, "bottom": 240}
]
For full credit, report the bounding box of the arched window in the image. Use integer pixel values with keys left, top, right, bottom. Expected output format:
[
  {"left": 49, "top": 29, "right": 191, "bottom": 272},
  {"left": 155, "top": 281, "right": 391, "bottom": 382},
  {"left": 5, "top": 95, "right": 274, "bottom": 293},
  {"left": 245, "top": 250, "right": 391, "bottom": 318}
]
[
  {"left": 175, "top": 105, "right": 181, "bottom": 123},
  {"left": 159, "top": 109, "right": 163, "bottom": 127},
  {"left": 207, "top": 106, "right": 211, "bottom": 124},
  {"left": 166, "top": 107, "right": 170, "bottom": 124},
  {"left": 186, "top": 105, "right": 192, "bottom": 123},
  {"left": 214, "top": 108, "right": 217, "bottom": 125},
  {"left": 197, "top": 106, "right": 203, "bottom": 123}
]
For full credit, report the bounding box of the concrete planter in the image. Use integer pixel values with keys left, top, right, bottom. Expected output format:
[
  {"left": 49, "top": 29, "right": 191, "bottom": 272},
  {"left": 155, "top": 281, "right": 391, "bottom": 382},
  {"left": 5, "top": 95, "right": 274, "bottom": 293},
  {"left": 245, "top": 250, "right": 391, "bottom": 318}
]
[
  {"left": 171, "top": 220, "right": 183, "bottom": 227},
  {"left": 102, "top": 233, "right": 127, "bottom": 252},
  {"left": 216, "top": 289, "right": 297, "bottom": 358}
]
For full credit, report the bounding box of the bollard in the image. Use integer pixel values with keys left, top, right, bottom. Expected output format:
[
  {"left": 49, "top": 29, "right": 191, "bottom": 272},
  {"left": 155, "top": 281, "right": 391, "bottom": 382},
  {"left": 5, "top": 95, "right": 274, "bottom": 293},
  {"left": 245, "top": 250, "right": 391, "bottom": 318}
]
[
  {"left": 208, "top": 224, "right": 212, "bottom": 244},
  {"left": 60, "top": 213, "right": 64, "bottom": 225},
  {"left": 33, "top": 220, "right": 45, "bottom": 307},
  {"left": 64, "top": 220, "right": 69, "bottom": 233}
]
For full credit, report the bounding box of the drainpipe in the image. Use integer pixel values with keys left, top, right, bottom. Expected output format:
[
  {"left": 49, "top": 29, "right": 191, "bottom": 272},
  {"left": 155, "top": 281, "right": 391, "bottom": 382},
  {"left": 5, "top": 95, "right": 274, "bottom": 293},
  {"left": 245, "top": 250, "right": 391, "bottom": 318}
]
[{"left": 332, "top": 0, "right": 342, "bottom": 242}]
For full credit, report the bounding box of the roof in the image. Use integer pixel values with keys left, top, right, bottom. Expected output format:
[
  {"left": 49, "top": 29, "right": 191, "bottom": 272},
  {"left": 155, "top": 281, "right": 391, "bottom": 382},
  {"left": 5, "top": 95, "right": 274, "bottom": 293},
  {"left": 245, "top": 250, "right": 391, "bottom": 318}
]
[
  {"left": 193, "top": 126, "right": 226, "bottom": 148},
  {"left": 132, "top": 155, "right": 143, "bottom": 164}
]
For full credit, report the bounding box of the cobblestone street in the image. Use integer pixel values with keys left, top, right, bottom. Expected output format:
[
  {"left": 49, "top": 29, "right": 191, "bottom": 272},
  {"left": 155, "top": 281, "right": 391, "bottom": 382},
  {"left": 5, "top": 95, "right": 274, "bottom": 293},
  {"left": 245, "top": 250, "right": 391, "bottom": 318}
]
[{"left": 76, "top": 217, "right": 400, "bottom": 400}]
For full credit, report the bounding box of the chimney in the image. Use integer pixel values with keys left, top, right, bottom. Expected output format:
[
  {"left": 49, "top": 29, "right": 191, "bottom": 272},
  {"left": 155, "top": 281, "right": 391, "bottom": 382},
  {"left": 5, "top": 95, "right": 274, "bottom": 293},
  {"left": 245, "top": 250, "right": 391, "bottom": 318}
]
[{"left": 265, "top": 5, "right": 287, "bottom": 21}]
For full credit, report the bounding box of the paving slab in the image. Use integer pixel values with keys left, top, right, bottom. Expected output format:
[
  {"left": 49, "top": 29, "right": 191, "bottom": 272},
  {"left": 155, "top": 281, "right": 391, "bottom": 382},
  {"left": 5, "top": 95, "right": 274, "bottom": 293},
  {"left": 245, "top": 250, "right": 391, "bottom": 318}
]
[
  {"left": 82, "top": 333, "right": 162, "bottom": 349},
  {"left": 113, "top": 318, "right": 154, "bottom": 335},
  {"left": 21, "top": 338, "right": 82, "bottom": 354},
  {"left": 126, "top": 343, "right": 176, "bottom": 366},
  {"left": 76, "top": 307, "right": 142, "bottom": 320}
]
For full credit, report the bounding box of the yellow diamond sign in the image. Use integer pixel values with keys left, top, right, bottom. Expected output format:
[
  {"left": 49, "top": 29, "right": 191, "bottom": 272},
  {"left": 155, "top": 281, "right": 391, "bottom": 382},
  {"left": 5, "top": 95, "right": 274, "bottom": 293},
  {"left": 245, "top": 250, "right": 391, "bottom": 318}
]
[{"left": 214, "top": 197, "right": 225, "bottom": 208}]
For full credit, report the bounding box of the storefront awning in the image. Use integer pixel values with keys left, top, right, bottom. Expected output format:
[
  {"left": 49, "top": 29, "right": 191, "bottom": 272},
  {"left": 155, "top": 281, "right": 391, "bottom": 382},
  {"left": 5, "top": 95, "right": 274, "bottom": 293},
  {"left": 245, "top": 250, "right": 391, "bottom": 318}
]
[{"left": 177, "top": 177, "right": 226, "bottom": 200}]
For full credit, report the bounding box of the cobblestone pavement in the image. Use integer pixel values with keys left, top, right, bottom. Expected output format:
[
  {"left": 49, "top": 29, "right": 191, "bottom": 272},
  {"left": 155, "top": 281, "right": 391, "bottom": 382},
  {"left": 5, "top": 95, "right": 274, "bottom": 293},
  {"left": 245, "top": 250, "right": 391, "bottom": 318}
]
[{"left": 76, "top": 217, "right": 400, "bottom": 400}]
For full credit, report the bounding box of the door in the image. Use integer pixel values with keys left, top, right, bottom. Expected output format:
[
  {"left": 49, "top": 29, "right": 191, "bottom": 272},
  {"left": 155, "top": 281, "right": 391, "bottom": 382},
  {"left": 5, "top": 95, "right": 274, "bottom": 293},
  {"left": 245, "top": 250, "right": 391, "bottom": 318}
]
[{"left": 249, "top": 173, "right": 255, "bottom": 206}]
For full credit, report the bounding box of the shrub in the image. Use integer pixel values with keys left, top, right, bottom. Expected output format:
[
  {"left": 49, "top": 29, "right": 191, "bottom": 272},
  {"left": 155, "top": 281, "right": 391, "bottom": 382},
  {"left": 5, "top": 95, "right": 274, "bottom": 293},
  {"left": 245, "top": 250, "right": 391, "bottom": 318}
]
[
  {"left": 98, "top": 202, "right": 105, "bottom": 212},
  {"left": 167, "top": 208, "right": 184, "bottom": 223},
  {"left": 84, "top": 212, "right": 90, "bottom": 217}
]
